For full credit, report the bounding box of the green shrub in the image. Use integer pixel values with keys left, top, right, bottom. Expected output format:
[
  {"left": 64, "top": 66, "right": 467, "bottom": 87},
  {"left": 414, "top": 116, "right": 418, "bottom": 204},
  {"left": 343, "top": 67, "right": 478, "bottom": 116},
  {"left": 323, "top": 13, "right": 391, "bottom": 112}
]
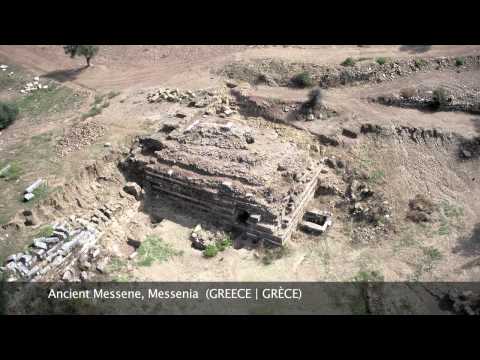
[
  {"left": 36, "top": 225, "right": 55, "bottom": 238},
  {"left": 93, "top": 94, "right": 105, "bottom": 105},
  {"left": 353, "top": 270, "right": 384, "bottom": 282},
  {"left": 216, "top": 236, "right": 233, "bottom": 252},
  {"left": 137, "top": 236, "right": 181, "bottom": 266},
  {"left": 376, "top": 57, "right": 388, "bottom": 65},
  {"left": 432, "top": 87, "right": 448, "bottom": 108},
  {"left": 260, "top": 245, "right": 291, "bottom": 265},
  {"left": 0, "top": 101, "right": 19, "bottom": 129},
  {"left": 107, "top": 91, "right": 121, "bottom": 99},
  {"left": 81, "top": 106, "right": 102, "bottom": 120},
  {"left": 455, "top": 57, "right": 465, "bottom": 66},
  {"left": 291, "top": 72, "right": 315, "bottom": 88},
  {"left": 341, "top": 57, "right": 356, "bottom": 67},
  {"left": 203, "top": 244, "right": 219, "bottom": 258},
  {"left": 0, "top": 162, "right": 22, "bottom": 181},
  {"left": 414, "top": 58, "right": 428, "bottom": 68}
]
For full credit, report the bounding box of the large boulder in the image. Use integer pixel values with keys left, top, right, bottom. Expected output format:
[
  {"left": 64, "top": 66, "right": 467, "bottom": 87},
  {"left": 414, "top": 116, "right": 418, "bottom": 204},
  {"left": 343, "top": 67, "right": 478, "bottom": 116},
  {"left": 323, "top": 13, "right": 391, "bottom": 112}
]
[{"left": 123, "top": 182, "right": 144, "bottom": 200}]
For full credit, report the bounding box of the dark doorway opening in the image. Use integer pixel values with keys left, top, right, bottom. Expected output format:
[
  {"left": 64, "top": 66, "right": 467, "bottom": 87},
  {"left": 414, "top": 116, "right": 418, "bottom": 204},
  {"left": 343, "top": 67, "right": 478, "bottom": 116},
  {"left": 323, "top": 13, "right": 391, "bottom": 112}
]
[{"left": 236, "top": 210, "right": 250, "bottom": 224}]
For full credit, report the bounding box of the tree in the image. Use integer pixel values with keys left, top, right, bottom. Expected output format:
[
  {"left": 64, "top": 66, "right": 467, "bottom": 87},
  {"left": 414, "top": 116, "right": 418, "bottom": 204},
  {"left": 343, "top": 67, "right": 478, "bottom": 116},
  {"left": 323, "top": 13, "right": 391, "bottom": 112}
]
[
  {"left": 63, "top": 45, "right": 99, "bottom": 67},
  {"left": 305, "top": 87, "right": 323, "bottom": 109},
  {"left": 0, "top": 101, "right": 19, "bottom": 129}
]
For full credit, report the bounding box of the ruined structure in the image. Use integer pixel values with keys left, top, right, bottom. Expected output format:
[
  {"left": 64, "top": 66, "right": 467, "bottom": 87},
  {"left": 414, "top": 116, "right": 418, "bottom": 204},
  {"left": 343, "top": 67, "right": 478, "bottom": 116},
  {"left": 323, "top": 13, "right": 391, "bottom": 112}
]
[{"left": 123, "top": 115, "right": 323, "bottom": 246}]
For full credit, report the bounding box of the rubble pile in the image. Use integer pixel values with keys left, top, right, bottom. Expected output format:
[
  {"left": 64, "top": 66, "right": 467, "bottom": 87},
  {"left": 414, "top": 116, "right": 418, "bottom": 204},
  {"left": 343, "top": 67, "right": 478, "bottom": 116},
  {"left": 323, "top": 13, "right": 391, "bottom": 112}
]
[
  {"left": 346, "top": 179, "right": 391, "bottom": 226},
  {"left": 222, "top": 55, "right": 480, "bottom": 89},
  {"left": 0, "top": 224, "right": 100, "bottom": 282},
  {"left": 20, "top": 76, "right": 49, "bottom": 94},
  {"left": 190, "top": 224, "right": 230, "bottom": 250},
  {"left": 146, "top": 87, "right": 239, "bottom": 117},
  {"left": 0, "top": 198, "right": 127, "bottom": 282},
  {"left": 0, "top": 64, "right": 14, "bottom": 78},
  {"left": 55, "top": 121, "right": 106, "bottom": 157}
]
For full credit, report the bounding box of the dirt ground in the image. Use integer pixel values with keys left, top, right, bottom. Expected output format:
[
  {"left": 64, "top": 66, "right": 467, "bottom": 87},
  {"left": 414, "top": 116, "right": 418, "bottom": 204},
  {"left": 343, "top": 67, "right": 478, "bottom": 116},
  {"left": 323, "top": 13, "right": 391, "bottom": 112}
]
[{"left": 1, "top": 45, "right": 480, "bottom": 282}]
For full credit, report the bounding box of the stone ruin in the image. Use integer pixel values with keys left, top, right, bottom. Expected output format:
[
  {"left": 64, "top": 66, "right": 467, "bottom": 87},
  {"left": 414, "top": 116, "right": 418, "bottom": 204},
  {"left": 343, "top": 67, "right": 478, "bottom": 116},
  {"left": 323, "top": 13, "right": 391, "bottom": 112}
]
[
  {"left": 1, "top": 223, "right": 101, "bottom": 282},
  {"left": 122, "top": 115, "right": 325, "bottom": 246}
]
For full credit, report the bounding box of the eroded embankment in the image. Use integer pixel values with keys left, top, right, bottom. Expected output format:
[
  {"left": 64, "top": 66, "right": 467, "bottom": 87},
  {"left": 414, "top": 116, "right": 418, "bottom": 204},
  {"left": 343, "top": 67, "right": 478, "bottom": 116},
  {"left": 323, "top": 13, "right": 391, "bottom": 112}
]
[{"left": 221, "top": 55, "right": 480, "bottom": 89}]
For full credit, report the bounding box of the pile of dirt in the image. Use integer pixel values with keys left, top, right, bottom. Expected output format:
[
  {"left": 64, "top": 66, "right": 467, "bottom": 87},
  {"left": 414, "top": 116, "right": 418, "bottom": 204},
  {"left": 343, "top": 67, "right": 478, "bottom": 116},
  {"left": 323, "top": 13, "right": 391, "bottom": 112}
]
[
  {"left": 221, "top": 55, "right": 480, "bottom": 89},
  {"left": 55, "top": 120, "right": 106, "bottom": 157}
]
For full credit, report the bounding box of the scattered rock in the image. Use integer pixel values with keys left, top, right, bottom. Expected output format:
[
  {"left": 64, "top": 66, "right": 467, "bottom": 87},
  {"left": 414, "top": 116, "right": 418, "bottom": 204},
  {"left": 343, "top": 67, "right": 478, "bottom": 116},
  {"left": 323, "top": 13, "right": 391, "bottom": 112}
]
[
  {"left": 175, "top": 112, "right": 188, "bottom": 118},
  {"left": 24, "top": 215, "right": 38, "bottom": 226},
  {"left": 342, "top": 127, "right": 358, "bottom": 139},
  {"left": 127, "top": 238, "right": 142, "bottom": 249},
  {"left": 461, "top": 149, "right": 472, "bottom": 159},
  {"left": 56, "top": 121, "right": 106, "bottom": 158}
]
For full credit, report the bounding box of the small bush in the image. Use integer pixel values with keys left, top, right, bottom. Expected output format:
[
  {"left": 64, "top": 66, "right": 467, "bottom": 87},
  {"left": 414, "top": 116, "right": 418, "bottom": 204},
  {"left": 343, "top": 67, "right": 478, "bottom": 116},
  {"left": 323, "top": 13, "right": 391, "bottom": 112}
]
[
  {"left": 291, "top": 72, "right": 315, "bottom": 88},
  {"left": 432, "top": 87, "right": 448, "bottom": 109},
  {"left": 36, "top": 225, "right": 55, "bottom": 238},
  {"left": 93, "top": 94, "right": 104, "bottom": 105},
  {"left": 0, "top": 162, "right": 22, "bottom": 181},
  {"left": 353, "top": 270, "right": 384, "bottom": 282},
  {"left": 367, "top": 169, "right": 385, "bottom": 184},
  {"left": 0, "top": 101, "right": 19, "bottom": 129},
  {"left": 376, "top": 57, "right": 388, "bottom": 65},
  {"left": 409, "top": 194, "right": 434, "bottom": 214},
  {"left": 259, "top": 245, "right": 291, "bottom": 265},
  {"left": 203, "top": 244, "right": 219, "bottom": 258},
  {"left": 137, "top": 236, "right": 181, "bottom": 266},
  {"left": 455, "top": 57, "right": 465, "bottom": 66},
  {"left": 32, "top": 183, "right": 49, "bottom": 199},
  {"left": 414, "top": 58, "right": 428, "bottom": 68},
  {"left": 81, "top": 106, "right": 102, "bottom": 120},
  {"left": 216, "top": 236, "right": 233, "bottom": 252},
  {"left": 107, "top": 91, "right": 121, "bottom": 99},
  {"left": 341, "top": 57, "right": 356, "bottom": 67},
  {"left": 422, "top": 246, "right": 443, "bottom": 261}
]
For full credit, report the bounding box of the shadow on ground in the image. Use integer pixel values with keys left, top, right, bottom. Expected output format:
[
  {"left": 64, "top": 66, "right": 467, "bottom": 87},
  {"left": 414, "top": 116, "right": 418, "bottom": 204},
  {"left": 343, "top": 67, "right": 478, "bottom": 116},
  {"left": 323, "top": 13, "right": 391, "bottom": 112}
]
[
  {"left": 455, "top": 118, "right": 480, "bottom": 160},
  {"left": 473, "top": 117, "right": 480, "bottom": 134},
  {"left": 42, "top": 66, "right": 87, "bottom": 83},
  {"left": 399, "top": 45, "right": 432, "bottom": 54},
  {"left": 453, "top": 223, "right": 480, "bottom": 261}
]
